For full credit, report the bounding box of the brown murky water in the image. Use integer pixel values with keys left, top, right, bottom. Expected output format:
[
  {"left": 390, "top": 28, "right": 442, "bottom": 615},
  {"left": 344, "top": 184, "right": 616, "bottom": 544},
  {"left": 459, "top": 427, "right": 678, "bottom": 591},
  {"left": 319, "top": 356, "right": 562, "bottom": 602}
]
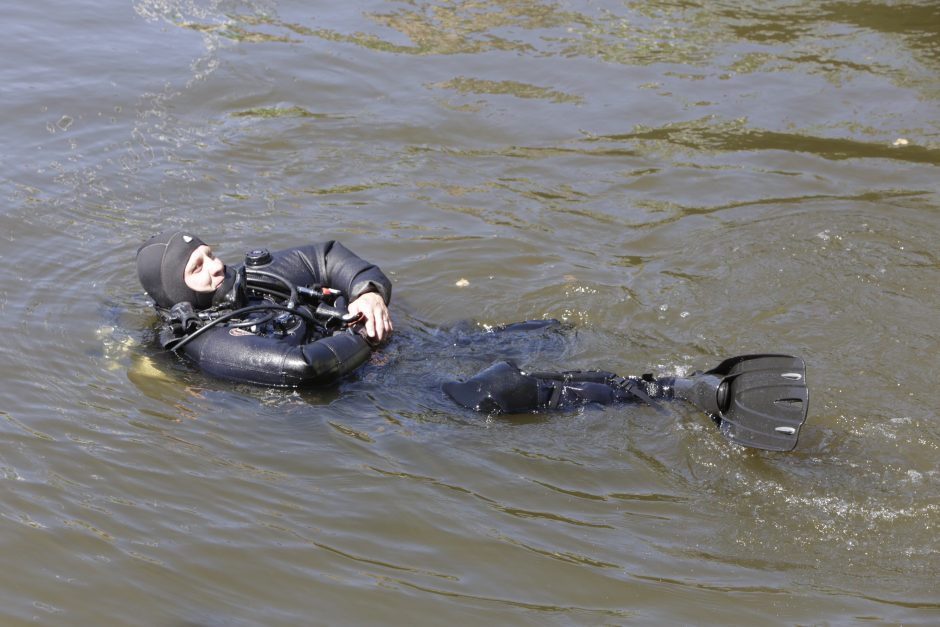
[{"left": 1, "top": 1, "right": 938, "bottom": 624}]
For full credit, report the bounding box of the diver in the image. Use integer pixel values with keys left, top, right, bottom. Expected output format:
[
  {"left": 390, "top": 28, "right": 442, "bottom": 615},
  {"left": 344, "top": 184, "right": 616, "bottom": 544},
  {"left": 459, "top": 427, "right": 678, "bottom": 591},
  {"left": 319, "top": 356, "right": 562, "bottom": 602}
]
[
  {"left": 136, "top": 230, "right": 392, "bottom": 387},
  {"left": 136, "top": 231, "right": 808, "bottom": 451}
]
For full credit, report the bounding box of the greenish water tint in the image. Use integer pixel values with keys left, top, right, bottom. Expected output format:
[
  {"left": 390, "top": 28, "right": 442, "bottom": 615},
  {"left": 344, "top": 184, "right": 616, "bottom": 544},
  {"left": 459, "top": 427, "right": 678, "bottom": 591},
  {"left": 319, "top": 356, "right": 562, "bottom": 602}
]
[{"left": 1, "top": 0, "right": 938, "bottom": 624}]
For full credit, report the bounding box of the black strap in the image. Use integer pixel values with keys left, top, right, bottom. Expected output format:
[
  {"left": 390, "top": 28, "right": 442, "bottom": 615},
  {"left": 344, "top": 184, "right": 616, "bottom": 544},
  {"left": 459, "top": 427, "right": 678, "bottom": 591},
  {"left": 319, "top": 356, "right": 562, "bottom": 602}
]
[
  {"left": 528, "top": 370, "right": 663, "bottom": 409},
  {"left": 619, "top": 379, "right": 654, "bottom": 404},
  {"left": 546, "top": 382, "right": 565, "bottom": 409}
]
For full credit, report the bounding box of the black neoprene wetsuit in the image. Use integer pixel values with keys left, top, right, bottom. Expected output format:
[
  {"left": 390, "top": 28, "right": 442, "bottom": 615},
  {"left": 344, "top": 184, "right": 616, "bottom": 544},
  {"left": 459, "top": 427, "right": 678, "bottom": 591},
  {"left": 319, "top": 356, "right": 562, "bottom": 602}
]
[{"left": 158, "top": 241, "right": 392, "bottom": 387}]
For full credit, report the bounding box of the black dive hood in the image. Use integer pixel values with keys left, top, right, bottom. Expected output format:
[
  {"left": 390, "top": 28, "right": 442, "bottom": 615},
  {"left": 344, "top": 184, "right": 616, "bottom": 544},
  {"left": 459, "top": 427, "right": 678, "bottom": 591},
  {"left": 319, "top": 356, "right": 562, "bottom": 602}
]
[{"left": 136, "top": 230, "right": 215, "bottom": 309}]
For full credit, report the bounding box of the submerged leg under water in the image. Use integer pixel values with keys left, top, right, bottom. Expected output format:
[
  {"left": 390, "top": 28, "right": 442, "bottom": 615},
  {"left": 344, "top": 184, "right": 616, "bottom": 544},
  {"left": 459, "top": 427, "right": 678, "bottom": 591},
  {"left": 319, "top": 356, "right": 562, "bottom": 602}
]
[{"left": 440, "top": 322, "right": 809, "bottom": 452}]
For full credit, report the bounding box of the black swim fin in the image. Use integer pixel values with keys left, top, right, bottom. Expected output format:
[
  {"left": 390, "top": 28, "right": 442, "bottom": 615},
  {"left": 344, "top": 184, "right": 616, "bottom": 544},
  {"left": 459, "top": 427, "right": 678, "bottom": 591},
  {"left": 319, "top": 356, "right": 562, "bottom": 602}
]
[{"left": 672, "top": 354, "right": 808, "bottom": 452}]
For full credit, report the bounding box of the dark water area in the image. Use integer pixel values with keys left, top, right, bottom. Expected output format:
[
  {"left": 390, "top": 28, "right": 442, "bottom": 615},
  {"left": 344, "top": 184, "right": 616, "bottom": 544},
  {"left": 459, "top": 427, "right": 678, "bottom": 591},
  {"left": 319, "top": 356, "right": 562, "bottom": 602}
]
[{"left": 1, "top": 0, "right": 938, "bottom": 624}]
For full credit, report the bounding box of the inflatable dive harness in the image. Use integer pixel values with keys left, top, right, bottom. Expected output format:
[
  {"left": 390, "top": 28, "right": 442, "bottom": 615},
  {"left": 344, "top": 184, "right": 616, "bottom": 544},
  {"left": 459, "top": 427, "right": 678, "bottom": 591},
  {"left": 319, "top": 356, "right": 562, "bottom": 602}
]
[{"left": 158, "top": 249, "right": 366, "bottom": 353}]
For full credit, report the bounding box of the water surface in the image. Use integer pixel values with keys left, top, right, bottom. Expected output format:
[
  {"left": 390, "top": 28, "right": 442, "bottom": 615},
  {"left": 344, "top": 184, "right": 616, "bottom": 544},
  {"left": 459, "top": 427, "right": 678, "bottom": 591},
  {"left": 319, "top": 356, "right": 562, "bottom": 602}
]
[{"left": 1, "top": 0, "right": 938, "bottom": 624}]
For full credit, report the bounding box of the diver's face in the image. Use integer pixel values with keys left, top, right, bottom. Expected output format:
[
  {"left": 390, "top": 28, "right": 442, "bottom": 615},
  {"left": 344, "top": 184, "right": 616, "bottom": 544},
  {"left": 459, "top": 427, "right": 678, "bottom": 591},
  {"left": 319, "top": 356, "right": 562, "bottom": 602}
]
[{"left": 184, "top": 245, "right": 226, "bottom": 293}]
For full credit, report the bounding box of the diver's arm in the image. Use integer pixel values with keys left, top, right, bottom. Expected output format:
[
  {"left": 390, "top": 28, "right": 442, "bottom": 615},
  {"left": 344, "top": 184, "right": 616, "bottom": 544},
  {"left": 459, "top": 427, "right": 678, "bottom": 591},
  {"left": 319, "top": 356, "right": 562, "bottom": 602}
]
[
  {"left": 318, "top": 241, "right": 393, "bottom": 342},
  {"left": 320, "top": 241, "right": 392, "bottom": 303},
  {"left": 263, "top": 242, "right": 392, "bottom": 304}
]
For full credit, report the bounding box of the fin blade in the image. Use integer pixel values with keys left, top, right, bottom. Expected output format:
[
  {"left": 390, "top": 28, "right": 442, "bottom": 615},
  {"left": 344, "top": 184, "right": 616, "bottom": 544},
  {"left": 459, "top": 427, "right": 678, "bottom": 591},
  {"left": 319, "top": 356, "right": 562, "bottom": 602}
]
[{"left": 717, "top": 355, "right": 809, "bottom": 451}]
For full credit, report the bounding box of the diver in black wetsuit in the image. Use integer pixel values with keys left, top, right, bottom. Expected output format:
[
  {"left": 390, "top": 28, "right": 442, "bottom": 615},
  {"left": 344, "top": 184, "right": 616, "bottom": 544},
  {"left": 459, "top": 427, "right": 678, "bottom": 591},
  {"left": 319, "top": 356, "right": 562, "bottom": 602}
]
[
  {"left": 136, "top": 231, "right": 808, "bottom": 450},
  {"left": 136, "top": 230, "right": 392, "bottom": 387}
]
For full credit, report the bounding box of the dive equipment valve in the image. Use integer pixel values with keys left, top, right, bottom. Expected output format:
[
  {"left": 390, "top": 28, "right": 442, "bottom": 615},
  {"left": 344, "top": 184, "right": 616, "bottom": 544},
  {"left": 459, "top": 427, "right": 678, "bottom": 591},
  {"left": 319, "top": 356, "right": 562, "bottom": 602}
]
[
  {"left": 167, "top": 302, "right": 200, "bottom": 332},
  {"left": 245, "top": 248, "right": 272, "bottom": 267},
  {"left": 298, "top": 285, "right": 343, "bottom": 300}
]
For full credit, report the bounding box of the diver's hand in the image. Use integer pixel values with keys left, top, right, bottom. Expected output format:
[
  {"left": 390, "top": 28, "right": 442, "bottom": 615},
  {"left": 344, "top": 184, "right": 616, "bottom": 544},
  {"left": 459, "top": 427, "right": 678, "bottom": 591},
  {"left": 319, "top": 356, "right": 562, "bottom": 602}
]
[{"left": 347, "top": 292, "right": 393, "bottom": 343}]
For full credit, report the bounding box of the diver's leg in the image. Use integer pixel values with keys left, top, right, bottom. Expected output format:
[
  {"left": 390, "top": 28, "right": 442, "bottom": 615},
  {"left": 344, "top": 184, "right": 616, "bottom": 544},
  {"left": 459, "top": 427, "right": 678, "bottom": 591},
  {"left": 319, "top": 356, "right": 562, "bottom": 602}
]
[{"left": 443, "top": 361, "right": 669, "bottom": 414}]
